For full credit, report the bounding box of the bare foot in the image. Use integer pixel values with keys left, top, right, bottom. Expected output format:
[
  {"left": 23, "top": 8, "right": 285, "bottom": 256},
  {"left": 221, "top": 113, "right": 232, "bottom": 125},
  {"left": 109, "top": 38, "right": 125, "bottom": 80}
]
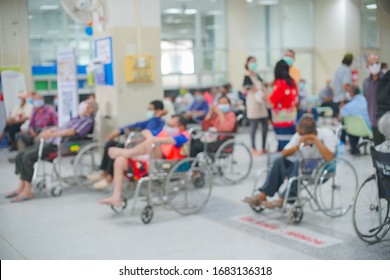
[
  {"left": 99, "top": 197, "right": 122, "bottom": 207},
  {"left": 251, "top": 149, "right": 262, "bottom": 157}
]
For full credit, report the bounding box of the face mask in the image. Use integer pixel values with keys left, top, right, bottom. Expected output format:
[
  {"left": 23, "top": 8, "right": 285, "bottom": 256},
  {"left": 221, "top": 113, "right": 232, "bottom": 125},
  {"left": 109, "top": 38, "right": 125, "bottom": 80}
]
[
  {"left": 195, "top": 95, "right": 203, "bottom": 102},
  {"left": 248, "top": 62, "right": 257, "bottom": 71},
  {"left": 382, "top": 69, "right": 388, "bottom": 75},
  {"left": 283, "top": 56, "right": 294, "bottom": 66},
  {"left": 217, "top": 104, "right": 231, "bottom": 113},
  {"left": 33, "top": 99, "right": 44, "bottom": 108},
  {"left": 26, "top": 98, "right": 33, "bottom": 105},
  {"left": 368, "top": 63, "right": 381, "bottom": 75},
  {"left": 146, "top": 110, "right": 154, "bottom": 119},
  {"left": 346, "top": 92, "right": 351, "bottom": 100},
  {"left": 164, "top": 125, "right": 179, "bottom": 136}
]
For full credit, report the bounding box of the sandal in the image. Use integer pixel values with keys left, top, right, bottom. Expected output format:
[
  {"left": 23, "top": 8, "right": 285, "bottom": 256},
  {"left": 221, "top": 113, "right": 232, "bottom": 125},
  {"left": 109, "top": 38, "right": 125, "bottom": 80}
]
[
  {"left": 243, "top": 196, "right": 260, "bottom": 207},
  {"left": 11, "top": 194, "right": 33, "bottom": 203},
  {"left": 5, "top": 191, "right": 19, "bottom": 199}
]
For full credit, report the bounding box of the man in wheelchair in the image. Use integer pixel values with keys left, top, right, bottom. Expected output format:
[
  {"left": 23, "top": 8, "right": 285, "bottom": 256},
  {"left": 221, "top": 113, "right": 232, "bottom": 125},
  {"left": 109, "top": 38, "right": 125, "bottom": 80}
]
[
  {"left": 99, "top": 115, "right": 189, "bottom": 207},
  {"left": 244, "top": 114, "right": 338, "bottom": 209},
  {"left": 87, "top": 100, "right": 167, "bottom": 190},
  {"left": 6, "top": 101, "right": 95, "bottom": 202}
]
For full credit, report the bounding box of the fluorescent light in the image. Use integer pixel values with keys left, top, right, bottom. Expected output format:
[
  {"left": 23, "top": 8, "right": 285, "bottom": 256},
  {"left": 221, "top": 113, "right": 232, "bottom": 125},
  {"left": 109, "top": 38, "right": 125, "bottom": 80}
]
[
  {"left": 28, "top": 15, "right": 33, "bottom": 20},
  {"left": 184, "top": 9, "right": 197, "bottom": 15},
  {"left": 164, "top": 8, "right": 182, "bottom": 14},
  {"left": 247, "top": 0, "right": 253, "bottom": 3},
  {"left": 366, "top": 4, "right": 377, "bottom": 9},
  {"left": 40, "top": 5, "right": 59, "bottom": 10}
]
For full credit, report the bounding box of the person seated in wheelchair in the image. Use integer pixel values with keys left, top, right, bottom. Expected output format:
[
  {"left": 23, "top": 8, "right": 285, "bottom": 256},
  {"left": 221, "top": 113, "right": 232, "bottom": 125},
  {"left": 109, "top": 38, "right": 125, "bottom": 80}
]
[
  {"left": 189, "top": 95, "right": 237, "bottom": 157},
  {"left": 5, "top": 101, "right": 95, "bottom": 202},
  {"left": 244, "top": 113, "right": 338, "bottom": 209},
  {"left": 376, "top": 112, "right": 390, "bottom": 153},
  {"left": 99, "top": 115, "right": 190, "bottom": 207},
  {"left": 87, "top": 100, "right": 167, "bottom": 190}
]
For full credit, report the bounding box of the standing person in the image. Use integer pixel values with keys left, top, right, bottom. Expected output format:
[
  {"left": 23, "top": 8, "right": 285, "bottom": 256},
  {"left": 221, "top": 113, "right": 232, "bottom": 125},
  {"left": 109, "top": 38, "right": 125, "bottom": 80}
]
[
  {"left": 376, "top": 66, "right": 390, "bottom": 145},
  {"left": 0, "top": 93, "right": 33, "bottom": 151},
  {"left": 283, "top": 49, "right": 301, "bottom": 86},
  {"left": 269, "top": 60, "right": 299, "bottom": 151},
  {"left": 242, "top": 56, "right": 269, "bottom": 155},
  {"left": 333, "top": 53, "right": 354, "bottom": 109},
  {"left": 363, "top": 54, "right": 382, "bottom": 145}
]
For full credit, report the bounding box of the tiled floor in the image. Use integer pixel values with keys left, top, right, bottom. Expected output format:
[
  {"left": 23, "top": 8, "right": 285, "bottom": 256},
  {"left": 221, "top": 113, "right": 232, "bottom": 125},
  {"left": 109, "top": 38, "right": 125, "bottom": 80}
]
[{"left": 1, "top": 128, "right": 389, "bottom": 260}]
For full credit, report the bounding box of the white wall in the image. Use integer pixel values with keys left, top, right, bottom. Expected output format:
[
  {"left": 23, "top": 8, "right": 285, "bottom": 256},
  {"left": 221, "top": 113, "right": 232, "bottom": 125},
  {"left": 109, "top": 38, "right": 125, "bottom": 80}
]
[{"left": 0, "top": 0, "right": 32, "bottom": 90}]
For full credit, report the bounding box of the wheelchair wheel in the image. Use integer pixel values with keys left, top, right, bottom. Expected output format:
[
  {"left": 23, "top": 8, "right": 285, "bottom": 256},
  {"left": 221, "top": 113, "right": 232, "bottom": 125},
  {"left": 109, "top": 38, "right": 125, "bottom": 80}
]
[
  {"left": 165, "top": 157, "right": 212, "bottom": 215},
  {"left": 141, "top": 205, "right": 154, "bottom": 224},
  {"left": 110, "top": 199, "right": 128, "bottom": 214},
  {"left": 289, "top": 205, "right": 304, "bottom": 224},
  {"left": 314, "top": 157, "right": 358, "bottom": 217},
  {"left": 214, "top": 139, "right": 252, "bottom": 185},
  {"left": 352, "top": 175, "right": 390, "bottom": 244},
  {"left": 50, "top": 184, "right": 63, "bottom": 197},
  {"left": 36, "top": 180, "right": 46, "bottom": 191},
  {"left": 73, "top": 142, "right": 104, "bottom": 188}
]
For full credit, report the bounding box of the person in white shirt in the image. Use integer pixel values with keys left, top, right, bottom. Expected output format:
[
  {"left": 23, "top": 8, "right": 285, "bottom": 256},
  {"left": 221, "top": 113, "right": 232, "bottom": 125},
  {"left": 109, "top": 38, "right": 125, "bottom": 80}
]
[
  {"left": 376, "top": 112, "right": 390, "bottom": 153},
  {"left": 0, "top": 93, "right": 33, "bottom": 151},
  {"left": 244, "top": 114, "right": 338, "bottom": 208}
]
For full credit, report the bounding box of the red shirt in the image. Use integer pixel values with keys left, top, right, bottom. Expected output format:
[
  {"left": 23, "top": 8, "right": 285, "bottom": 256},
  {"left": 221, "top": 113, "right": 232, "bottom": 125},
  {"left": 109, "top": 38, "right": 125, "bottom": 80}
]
[{"left": 269, "top": 79, "right": 298, "bottom": 110}]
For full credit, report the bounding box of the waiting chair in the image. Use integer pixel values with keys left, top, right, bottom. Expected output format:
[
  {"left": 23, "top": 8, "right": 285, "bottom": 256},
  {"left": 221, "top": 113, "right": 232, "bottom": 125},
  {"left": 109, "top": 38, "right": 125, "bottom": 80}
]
[{"left": 343, "top": 115, "right": 373, "bottom": 154}]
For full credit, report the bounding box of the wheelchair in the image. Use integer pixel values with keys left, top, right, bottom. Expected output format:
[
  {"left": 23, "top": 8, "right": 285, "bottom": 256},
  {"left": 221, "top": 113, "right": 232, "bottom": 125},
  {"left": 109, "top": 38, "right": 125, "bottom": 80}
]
[
  {"left": 249, "top": 143, "right": 358, "bottom": 224},
  {"left": 31, "top": 134, "right": 104, "bottom": 197},
  {"left": 352, "top": 142, "right": 390, "bottom": 244},
  {"left": 189, "top": 127, "right": 253, "bottom": 185},
  {"left": 109, "top": 132, "right": 213, "bottom": 224}
]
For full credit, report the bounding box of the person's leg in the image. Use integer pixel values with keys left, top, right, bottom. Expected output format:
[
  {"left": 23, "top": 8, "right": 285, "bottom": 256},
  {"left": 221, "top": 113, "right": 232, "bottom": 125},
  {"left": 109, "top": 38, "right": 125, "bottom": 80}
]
[
  {"left": 249, "top": 119, "right": 259, "bottom": 152},
  {"left": 348, "top": 134, "right": 360, "bottom": 155},
  {"left": 99, "top": 140, "right": 119, "bottom": 172},
  {"left": 373, "top": 126, "right": 385, "bottom": 146},
  {"left": 99, "top": 156, "right": 132, "bottom": 206},
  {"left": 8, "top": 123, "right": 22, "bottom": 150},
  {"left": 190, "top": 139, "right": 205, "bottom": 157},
  {"left": 108, "top": 138, "right": 155, "bottom": 160},
  {"left": 260, "top": 117, "right": 269, "bottom": 152},
  {"left": 5, "top": 178, "right": 25, "bottom": 198},
  {"left": 244, "top": 156, "right": 289, "bottom": 206}
]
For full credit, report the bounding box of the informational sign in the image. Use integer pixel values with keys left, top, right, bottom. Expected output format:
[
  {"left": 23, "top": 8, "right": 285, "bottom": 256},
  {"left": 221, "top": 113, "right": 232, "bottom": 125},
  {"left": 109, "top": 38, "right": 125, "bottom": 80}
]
[
  {"left": 94, "top": 37, "right": 114, "bottom": 85},
  {"left": 57, "top": 47, "right": 79, "bottom": 127},
  {"left": 0, "top": 70, "right": 27, "bottom": 117}
]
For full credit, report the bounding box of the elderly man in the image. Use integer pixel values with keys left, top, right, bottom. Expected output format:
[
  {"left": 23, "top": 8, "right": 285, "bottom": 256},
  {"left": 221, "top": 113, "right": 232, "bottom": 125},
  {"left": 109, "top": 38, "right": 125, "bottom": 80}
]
[
  {"left": 0, "top": 93, "right": 33, "bottom": 151},
  {"left": 244, "top": 114, "right": 338, "bottom": 208},
  {"left": 363, "top": 54, "right": 382, "bottom": 145},
  {"left": 5, "top": 101, "right": 95, "bottom": 202}
]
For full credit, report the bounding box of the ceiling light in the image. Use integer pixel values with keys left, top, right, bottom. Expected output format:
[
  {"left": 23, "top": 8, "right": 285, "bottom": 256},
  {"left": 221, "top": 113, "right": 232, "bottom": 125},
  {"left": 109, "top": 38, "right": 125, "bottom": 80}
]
[
  {"left": 40, "top": 5, "right": 59, "bottom": 10},
  {"left": 366, "top": 4, "right": 377, "bottom": 9},
  {"left": 164, "top": 8, "right": 182, "bottom": 14},
  {"left": 247, "top": 0, "right": 254, "bottom": 3},
  {"left": 184, "top": 9, "right": 197, "bottom": 15}
]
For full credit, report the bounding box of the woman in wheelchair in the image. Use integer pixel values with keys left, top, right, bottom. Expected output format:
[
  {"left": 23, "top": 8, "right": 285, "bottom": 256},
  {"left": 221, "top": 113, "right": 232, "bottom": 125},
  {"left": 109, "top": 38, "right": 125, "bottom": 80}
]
[
  {"left": 99, "top": 115, "right": 189, "bottom": 207},
  {"left": 244, "top": 114, "right": 338, "bottom": 209},
  {"left": 5, "top": 101, "right": 95, "bottom": 202},
  {"left": 189, "top": 95, "right": 237, "bottom": 157}
]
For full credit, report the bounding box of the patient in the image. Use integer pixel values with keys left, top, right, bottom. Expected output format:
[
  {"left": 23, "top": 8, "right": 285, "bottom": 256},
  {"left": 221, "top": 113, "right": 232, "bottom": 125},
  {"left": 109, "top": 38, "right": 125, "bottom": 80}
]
[
  {"left": 244, "top": 114, "right": 338, "bottom": 208},
  {"left": 376, "top": 112, "right": 390, "bottom": 153},
  {"left": 99, "top": 115, "right": 189, "bottom": 207},
  {"left": 5, "top": 101, "right": 95, "bottom": 202}
]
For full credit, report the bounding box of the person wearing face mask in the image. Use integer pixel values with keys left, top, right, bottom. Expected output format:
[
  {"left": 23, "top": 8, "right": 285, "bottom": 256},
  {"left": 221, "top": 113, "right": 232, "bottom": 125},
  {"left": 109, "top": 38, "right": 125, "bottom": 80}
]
[
  {"left": 242, "top": 56, "right": 269, "bottom": 155},
  {"left": 13, "top": 94, "right": 57, "bottom": 154},
  {"left": 87, "top": 100, "right": 167, "bottom": 190},
  {"left": 363, "top": 54, "right": 383, "bottom": 145},
  {"left": 189, "top": 95, "right": 237, "bottom": 157},
  {"left": 339, "top": 85, "right": 371, "bottom": 156},
  {"left": 283, "top": 49, "right": 301, "bottom": 86},
  {"left": 0, "top": 92, "right": 33, "bottom": 151},
  {"left": 185, "top": 90, "right": 209, "bottom": 123},
  {"left": 99, "top": 115, "right": 189, "bottom": 207},
  {"left": 5, "top": 101, "right": 95, "bottom": 202}
]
